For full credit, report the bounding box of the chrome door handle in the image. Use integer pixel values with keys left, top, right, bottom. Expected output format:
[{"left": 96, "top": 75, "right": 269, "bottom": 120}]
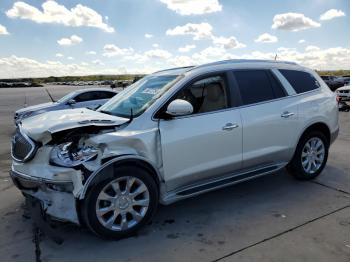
[
  {"left": 222, "top": 123, "right": 239, "bottom": 131},
  {"left": 281, "top": 111, "right": 295, "bottom": 118}
]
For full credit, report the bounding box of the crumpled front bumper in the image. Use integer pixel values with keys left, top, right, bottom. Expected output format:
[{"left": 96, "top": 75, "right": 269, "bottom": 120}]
[{"left": 10, "top": 169, "right": 80, "bottom": 225}]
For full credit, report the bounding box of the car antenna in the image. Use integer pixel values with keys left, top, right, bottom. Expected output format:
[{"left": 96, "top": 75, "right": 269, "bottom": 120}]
[
  {"left": 45, "top": 88, "right": 55, "bottom": 102},
  {"left": 126, "top": 108, "right": 134, "bottom": 124}
]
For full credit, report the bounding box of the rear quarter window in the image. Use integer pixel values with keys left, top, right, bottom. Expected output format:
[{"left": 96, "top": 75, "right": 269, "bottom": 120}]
[{"left": 279, "top": 69, "right": 320, "bottom": 94}]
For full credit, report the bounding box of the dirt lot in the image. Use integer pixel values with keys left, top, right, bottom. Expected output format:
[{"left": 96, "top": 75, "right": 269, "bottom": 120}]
[{"left": 0, "top": 86, "right": 349, "bottom": 262}]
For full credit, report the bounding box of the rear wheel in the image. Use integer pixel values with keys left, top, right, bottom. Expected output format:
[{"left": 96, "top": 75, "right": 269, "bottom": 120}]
[
  {"left": 83, "top": 166, "right": 158, "bottom": 239},
  {"left": 287, "top": 131, "right": 329, "bottom": 180}
]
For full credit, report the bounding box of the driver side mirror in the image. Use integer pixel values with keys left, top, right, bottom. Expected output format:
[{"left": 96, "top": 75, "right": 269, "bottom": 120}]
[
  {"left": 66, "top": 99, "right": 76, "bottom": 105},
  {"left": 166, "top": 99, "right": 193, "bottom": 117}
]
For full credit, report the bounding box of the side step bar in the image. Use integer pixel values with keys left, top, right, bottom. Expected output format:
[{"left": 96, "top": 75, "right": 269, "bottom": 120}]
[{"left": 176, "top": 165, "right": 278, "bottom": 196}]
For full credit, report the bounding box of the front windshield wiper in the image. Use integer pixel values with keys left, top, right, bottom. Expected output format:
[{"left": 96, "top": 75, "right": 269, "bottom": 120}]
[{"left": 99, "top": 110, "right": 114, "bottom": 116}]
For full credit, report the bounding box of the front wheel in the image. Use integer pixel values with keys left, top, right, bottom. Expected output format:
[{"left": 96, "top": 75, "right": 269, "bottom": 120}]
[
  {"left": 287, "top": 131, "right": 329, "bottom": 180},
  {"left": 83, "top": 166, "right": 158, "bottom": 239}
]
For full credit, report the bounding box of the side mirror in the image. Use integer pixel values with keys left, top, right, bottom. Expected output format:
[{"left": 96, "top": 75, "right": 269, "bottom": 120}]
[
  {"left": 67, "top": 99, "right": 76, "bottom": 105},
  {"left": 166, "top": 99, "right": 193, "bottom": 117}
]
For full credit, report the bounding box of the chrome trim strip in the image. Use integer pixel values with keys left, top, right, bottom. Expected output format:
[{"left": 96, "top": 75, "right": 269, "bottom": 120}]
[{"left": 11, "top": 125, "right": 36, "bottom": 162}]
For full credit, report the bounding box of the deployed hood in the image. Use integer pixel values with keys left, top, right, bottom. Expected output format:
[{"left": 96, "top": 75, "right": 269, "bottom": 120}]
[
  {"left": 21, "top": 108, "right": 128, "bottom": 143},
  {"left": 16, "top": 102, "right": 55, "bottom": 114}
]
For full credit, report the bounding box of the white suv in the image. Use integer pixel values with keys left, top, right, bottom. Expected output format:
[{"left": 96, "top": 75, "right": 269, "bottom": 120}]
[{"left": 10, "top": 60, "right": 339, "bottom": 239}]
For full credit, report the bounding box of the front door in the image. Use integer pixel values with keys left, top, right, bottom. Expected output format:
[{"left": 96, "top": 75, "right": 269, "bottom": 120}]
[{"left": 158, "top": 73, "right": 243, "bottom": 191}]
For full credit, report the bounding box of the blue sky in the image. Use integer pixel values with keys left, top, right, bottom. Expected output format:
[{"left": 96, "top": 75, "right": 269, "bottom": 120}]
[{"left": 0, "top": 0, "right": 349, "bottom": 78}]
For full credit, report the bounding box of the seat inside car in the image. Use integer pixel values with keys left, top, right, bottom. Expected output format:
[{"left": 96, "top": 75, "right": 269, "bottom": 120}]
[{"left": 199, "top": 83, "right": 227, "bottom": 113}]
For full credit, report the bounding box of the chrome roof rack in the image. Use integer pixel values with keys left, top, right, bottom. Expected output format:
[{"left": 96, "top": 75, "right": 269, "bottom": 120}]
[
  {"left": 153, "top": 66, "right": 195, "bottom": 74},
  {"left": 192, "top": 59, "right": 298, "bottom": 70}
]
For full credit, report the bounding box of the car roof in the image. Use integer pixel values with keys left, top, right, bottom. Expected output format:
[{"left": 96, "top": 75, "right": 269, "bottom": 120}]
[{"left": 152, "top": 59, "right": 307, "bottom": 77}]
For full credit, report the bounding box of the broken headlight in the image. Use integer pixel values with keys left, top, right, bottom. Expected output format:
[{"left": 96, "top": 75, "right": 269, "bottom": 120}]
[{"left": 50, "top": 142, "right": 98, "bottom": 167}]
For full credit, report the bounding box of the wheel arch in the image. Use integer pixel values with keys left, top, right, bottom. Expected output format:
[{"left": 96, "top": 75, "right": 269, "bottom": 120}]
[
  {"left": 79, "top": 155, "right": 162, "bottom": 200},
  {"left": 299, "top": 122, "right": 331, "bottom": 145},
  {"left": 290, "top": 121, "right": 331, "bottom": 162}
]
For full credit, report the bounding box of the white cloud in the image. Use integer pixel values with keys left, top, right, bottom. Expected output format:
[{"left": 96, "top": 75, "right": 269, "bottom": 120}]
[
  {"left": 86, "top": 51, "right": 97, "bottom": 55},
  {"left": 212, "top": 36, "right": 246, "bottom": 49},
  {"left": 55, "top": 53, "right": 64, "bottom": 57},
  {"left": 92, "top": 59, "right": 104, "bottom": 66},
  {"left": 0, "top": 24, "right": 9, "bottom": 35},
  {"left": 152, "top": 43, "right": 159, "bottom": 48},
  {"left": 169, "top": 55, "right": 194, "bottom": 66},
  {"left": 298, "top": 39, "right": 306, "bottom": 44},
  {"left": 178, "top": 44, "right": 196, "bottom": 52},
  {"left": 67, "top": 56, "right": 74, "bottom": 60},
  {"left": 144, "top": 49, "right": 172, "bottom": 59},
  {"left": 320, "top": 9, "right": 345, "bottom": 21},
  {"left": 160, "top": 0, "right": 222, "bottom": 15},
  {"left": 144, "top": 33, "right": 153, "bottom": 38},
  {"left": 255, "top": 33, "right": 278, "bottom": 43},
  {"left": 166, "top": 22, "right": 213, "bottom": 40},
  {"left": 81, "top": 62, "right": 89, "bottom": 66},
  {"left": 57, "top": 35, "right": 83, "bottom": 46},
  {"left": 272, "top": 13, "right": 321, "bottom": 31},
  {"left": 305, "top": 45, "right": 320, "bottom": 52},
  {"left": 6, "top": 1, "right": 114, "bottom": 33},
  {"left": 103, "top": 44, "right": 134, "bottom": 57}
]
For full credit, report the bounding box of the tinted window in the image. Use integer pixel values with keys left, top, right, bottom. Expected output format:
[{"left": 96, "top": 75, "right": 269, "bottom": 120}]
[
  {"left": 234, "top": 70, "right": 285, "bottom": 105},
  {"left": 75, "top": 92, "right": 96, "bottom": 102},
  {"left": 174, "top": 75, "right": 228, "bottom": 114},
  {"left": 97, "top": 91, "right": 116, "bottom": 99},
  {"left": 279, "top": 70, "right": 320, "bottom": 94}
]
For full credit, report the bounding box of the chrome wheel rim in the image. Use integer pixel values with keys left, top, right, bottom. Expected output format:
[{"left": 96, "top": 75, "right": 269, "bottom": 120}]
[
  {"left": 96, "top": 176, "right": 150, "bottom": 231},
  {"left": 301, "top": 137, "right": 325, "bottom": 174}
]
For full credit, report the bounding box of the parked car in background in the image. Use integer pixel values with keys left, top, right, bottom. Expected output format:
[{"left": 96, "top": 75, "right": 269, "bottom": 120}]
[
  {"left": 320, "top": 75, "right": 344, "bottom": 91},
  {"left": 336, "top": 85, "right": 350, "bottom": 101},
  {"left": 10, "top": 60, "right": 339, "bottom": 239},
  {"left": 14, "top": 88, "right": 118, "bottom": 124}
]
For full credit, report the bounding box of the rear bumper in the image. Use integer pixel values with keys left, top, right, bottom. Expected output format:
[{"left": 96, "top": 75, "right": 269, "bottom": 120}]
[
  {"left": 10, "top": 169, "right": 80, "bottom": 225},
  {"left": 330, "top": 126, "right": 339, "bottom": 145}
]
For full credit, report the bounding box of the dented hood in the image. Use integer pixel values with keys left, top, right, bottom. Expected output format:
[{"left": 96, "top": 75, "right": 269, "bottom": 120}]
[{"left": 21, "top": 108, "right": 128, "bottom": 143}]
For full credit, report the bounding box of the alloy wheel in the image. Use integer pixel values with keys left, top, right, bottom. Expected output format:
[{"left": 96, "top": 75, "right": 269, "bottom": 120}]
[{"left": 95, "top": 176, "right": 150, "bottom": 231}]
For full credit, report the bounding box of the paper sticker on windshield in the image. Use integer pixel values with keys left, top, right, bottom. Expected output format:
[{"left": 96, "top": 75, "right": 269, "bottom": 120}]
[{"left": 142, "top": 88, "right": 159, "bottom": 95}]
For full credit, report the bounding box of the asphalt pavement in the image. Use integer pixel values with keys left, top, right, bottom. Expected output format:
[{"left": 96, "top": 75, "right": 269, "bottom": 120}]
[{"left": 0, "top": 85, "right": 349, "bottom": 262}]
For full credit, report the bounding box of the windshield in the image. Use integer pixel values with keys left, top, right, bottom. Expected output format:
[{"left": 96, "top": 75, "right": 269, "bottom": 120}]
[
  {"left": 57, "top": 92, "right": 76, "bottom": 103},
  {"left": 98, "top": 75, "right": 179, "bottom": 117}
]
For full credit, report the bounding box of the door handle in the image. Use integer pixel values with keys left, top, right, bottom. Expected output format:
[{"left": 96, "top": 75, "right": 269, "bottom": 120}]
[
  {"left": 222, "top": 123, "right": 239, "bottom": 131},
  {"left": 281, "top": 111, "right": 295, "bottom": 118}
]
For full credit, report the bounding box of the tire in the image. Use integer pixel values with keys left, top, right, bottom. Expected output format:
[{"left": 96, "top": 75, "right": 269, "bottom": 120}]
[
  {"left": 83, "top": 165, "right": 158, "bottom": 239},
  {"left": 287, "top": 131, "right": 329, "bottom": 180}
]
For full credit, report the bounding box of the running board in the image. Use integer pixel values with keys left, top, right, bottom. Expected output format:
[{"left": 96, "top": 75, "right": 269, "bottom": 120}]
[
  {"left": 160, "top": 164, "right": 285, "bottom": 205},
  {"left": 177, "top": 166, "right": 277, "bottom": 196}
]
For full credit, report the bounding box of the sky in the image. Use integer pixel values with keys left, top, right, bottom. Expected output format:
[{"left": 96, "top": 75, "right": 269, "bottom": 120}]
[{"left": 0, "top": 0, "right": 349, "bottom": 78}]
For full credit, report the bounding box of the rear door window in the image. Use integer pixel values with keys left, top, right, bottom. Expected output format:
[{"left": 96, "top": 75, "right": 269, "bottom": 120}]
[
  {"left": 234, "top": 70, "right": 286, "bottom": 106},
  {"left": 279, "top": 70, "right": 320, "bottom": 94}
]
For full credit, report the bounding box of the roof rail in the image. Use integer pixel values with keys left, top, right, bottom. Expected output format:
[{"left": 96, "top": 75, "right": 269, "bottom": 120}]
[
  {"left": 153, "top": 66, "right": 194, "bottom": 74},
  {"left": 192, "top": 59, "right": 298, "bottom": 70}
]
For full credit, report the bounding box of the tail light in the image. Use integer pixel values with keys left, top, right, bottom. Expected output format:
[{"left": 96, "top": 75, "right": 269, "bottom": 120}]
[{"left": 336, "top": 95, "right": 340, "bottom": 103}]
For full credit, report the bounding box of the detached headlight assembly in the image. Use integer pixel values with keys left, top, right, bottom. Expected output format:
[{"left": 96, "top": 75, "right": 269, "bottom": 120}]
[{"left": 50, "top": 142, "right": 98, "bottom": 167}]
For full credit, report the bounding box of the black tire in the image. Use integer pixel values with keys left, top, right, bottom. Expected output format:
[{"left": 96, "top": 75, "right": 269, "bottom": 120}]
[
  {"left": 287, "top": 131, "right": 329, "bottom": 180},
  {"left": 83, "top": 165, "right": 158, "bottom": 239}
]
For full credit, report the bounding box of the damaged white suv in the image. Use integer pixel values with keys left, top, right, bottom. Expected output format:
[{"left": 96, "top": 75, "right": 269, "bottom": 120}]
[{"left": 11, "top": 60, "right": 339, "bottom": 239}]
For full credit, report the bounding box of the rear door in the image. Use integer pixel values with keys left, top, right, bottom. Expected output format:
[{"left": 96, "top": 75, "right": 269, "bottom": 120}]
[
  {"left": 158, "top": 73, "right": 243, "bottom": 191},
  {"left": 233, "top": 69, "right": 299, "bottom": 169}
]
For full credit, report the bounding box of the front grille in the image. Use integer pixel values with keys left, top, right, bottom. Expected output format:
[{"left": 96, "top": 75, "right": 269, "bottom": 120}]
[{"left": 11, "top": 128, "right": 36, "bottom": 162}]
